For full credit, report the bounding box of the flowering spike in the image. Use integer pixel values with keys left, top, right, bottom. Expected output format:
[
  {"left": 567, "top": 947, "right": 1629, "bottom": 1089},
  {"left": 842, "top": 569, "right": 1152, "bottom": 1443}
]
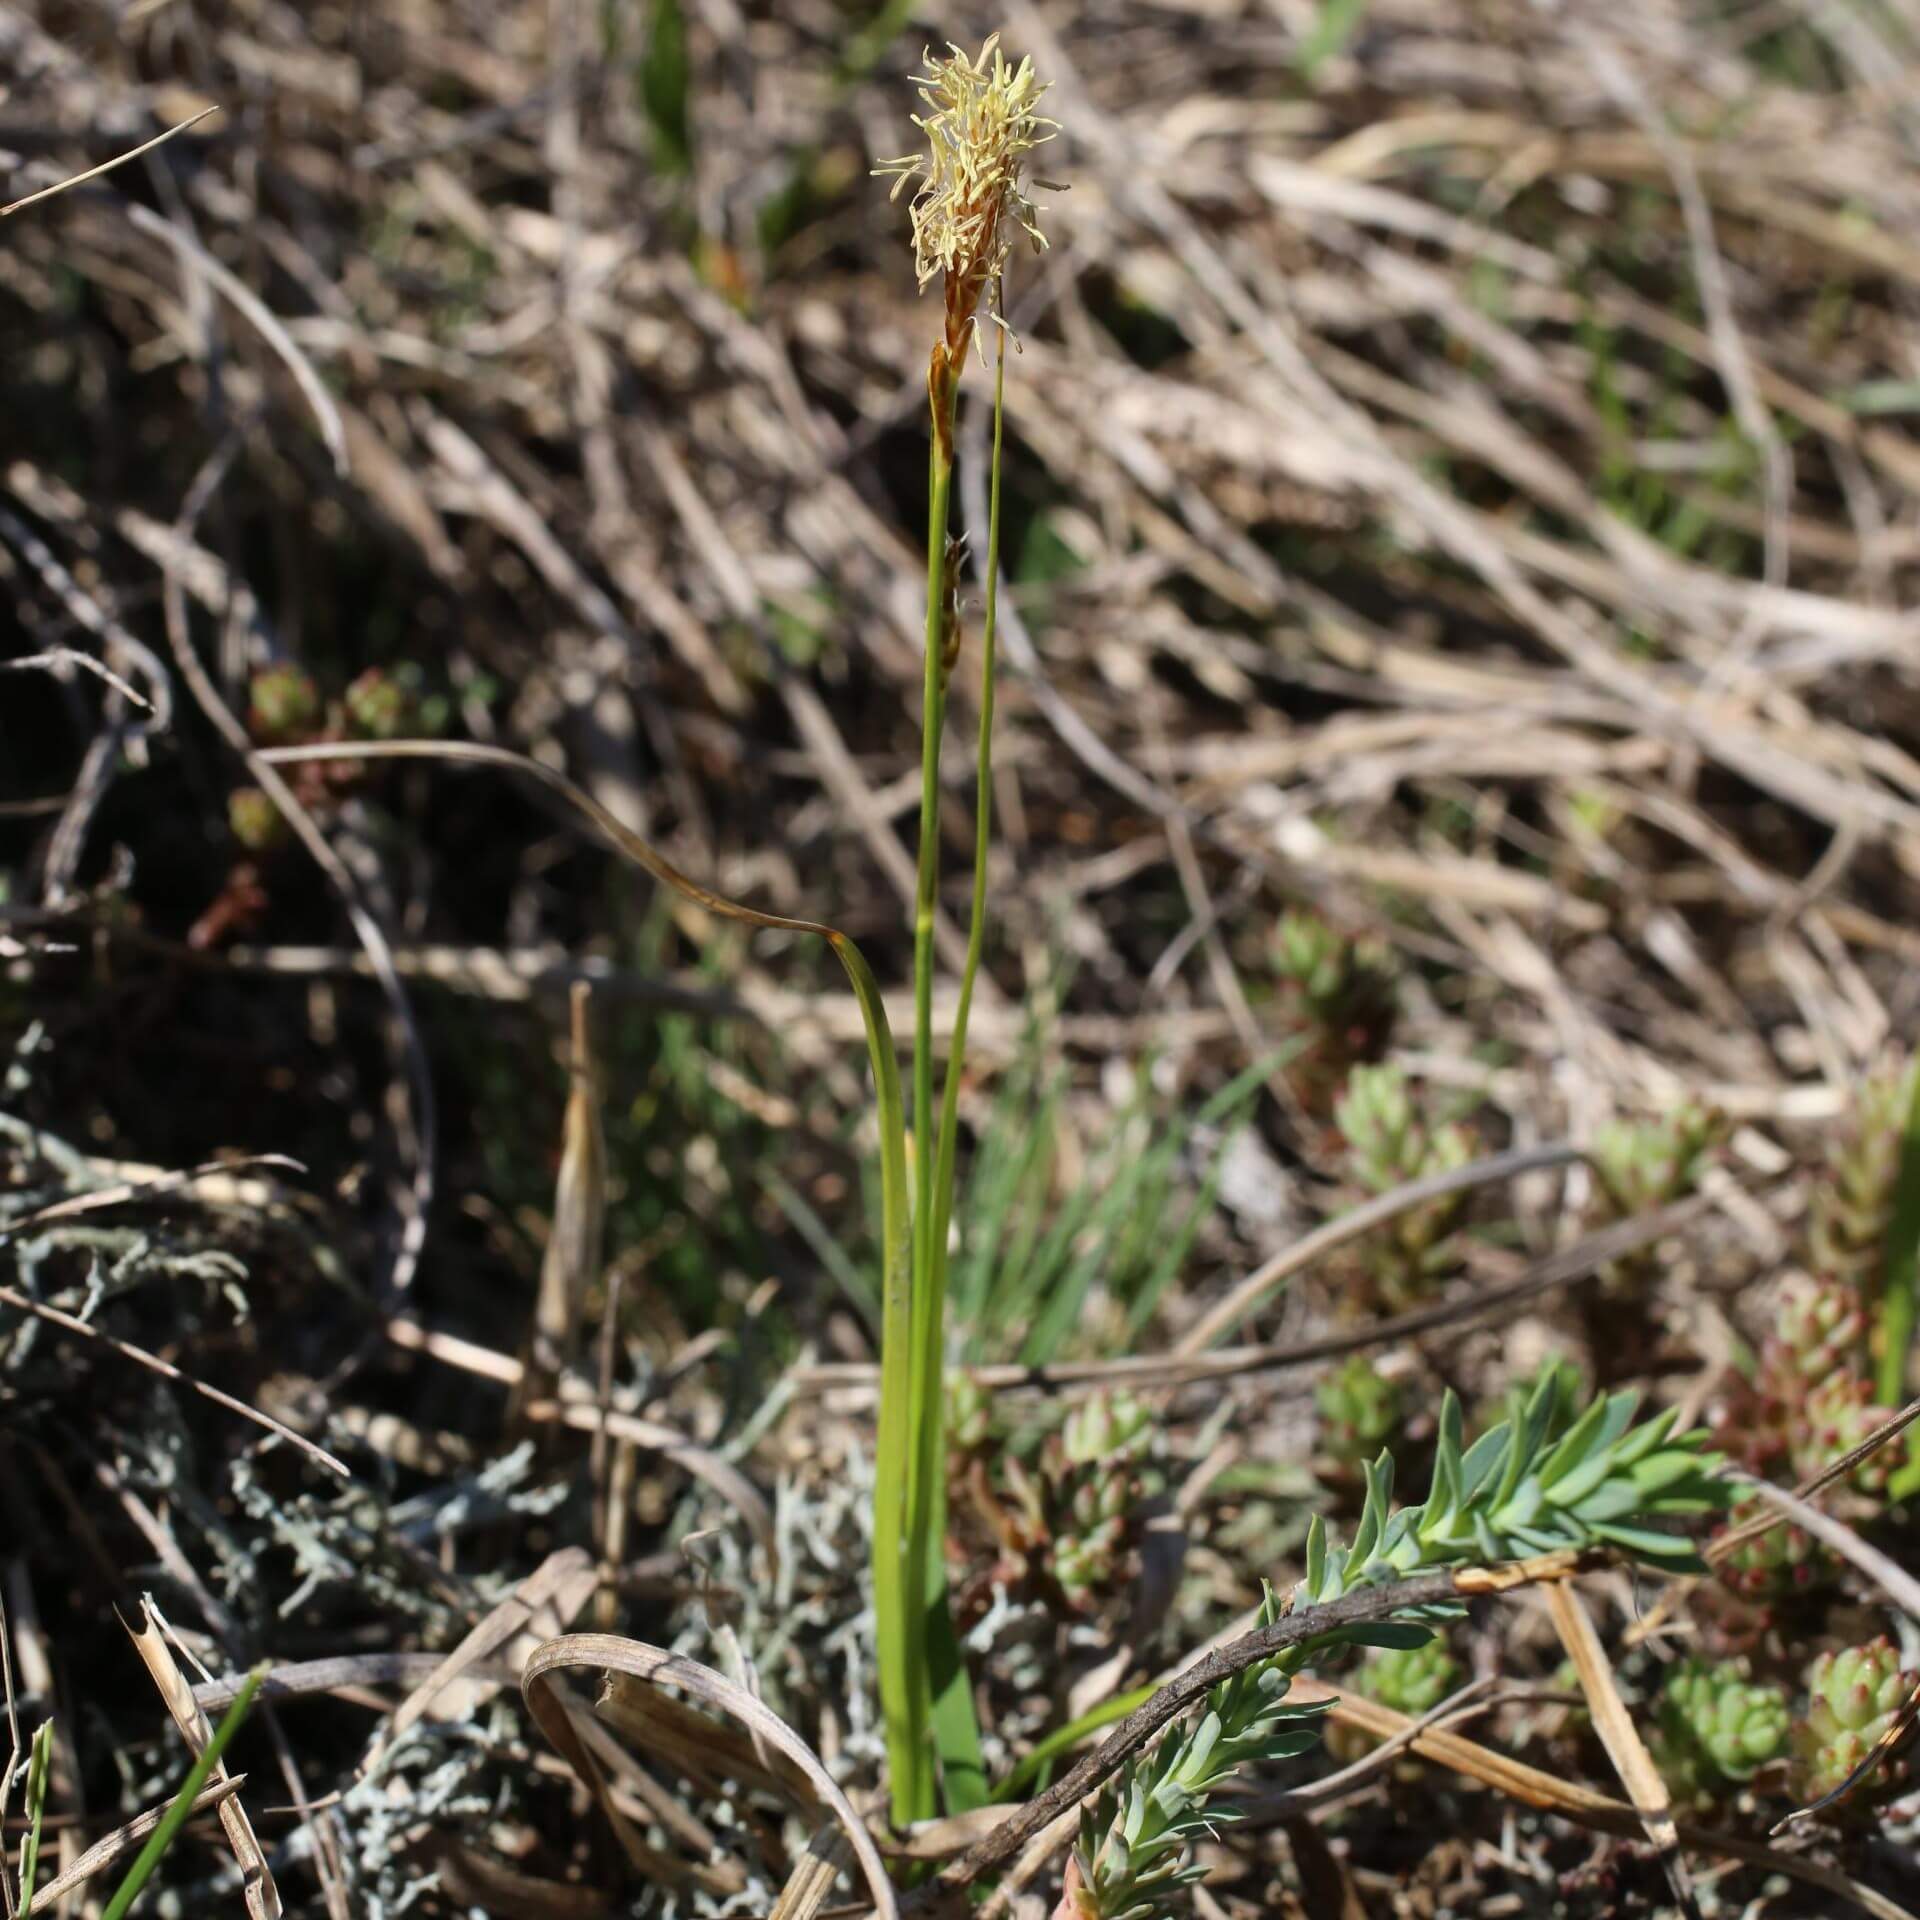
[{"left": 873, "top": 36, "right": 1058, "bottom": 364}]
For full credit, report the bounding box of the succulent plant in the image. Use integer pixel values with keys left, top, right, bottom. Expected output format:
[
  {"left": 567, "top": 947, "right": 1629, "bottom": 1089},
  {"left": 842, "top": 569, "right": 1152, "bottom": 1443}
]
[
  {"left": 1062, "top": 1390, "right": 1155, "bottom": 1470},
  {"left": 246, "top": 663, "right": 321, "bottom": 744},
  {"left": 1069, "top": 1585, "right": 1330, "bottom": 1920},
  {"left": 1496, "top": 1357, "right": 1586, "bottom": 1444},
  {"left": 1650, "top": 1657, "right": 1788, "bottom": 1803},
  {"left": 1587, "top": 1103, "right": 1725, "bottom": 1220},
  {"left": 1792, "top": 1637, "right": 1918, "bottom": 1811},
  {"left": 1808, "top": 1059, "right": 1919, "bottom": 1290},
  {"left": 1335, "top": 1065, "right": 1474, "bottom": 1310},
  {"left": 1794, "top": 1373, "right": 1895, "bottom": 1493},
  {"left": 226, "top": 786, "right": 286, "bottom": 854},
  {"left": 947, "top": 1369, "right": 990, "bottom": 1459},
  {"left": 1711, "top": 1498, "right": 1825, "bottom": 1602},
  {"left": 343, "top": 666, "right": 416, "bottom": 740},
  {"left": 1325, "top": 1631, "right": 1462, "bottom": 1766},
  {"left": 953, "top": 1389, "right": 1160, "bottom": 1616},
  {"left": 1361, "top": 1634, "right": 1461, "bottom": 1718},
  {"left": 1267, "top": 910, "right": 1397, "bottom": 1114},
  {"left": 1046, "top": 1391, "right": 1159, "bottom": 1608},
  {"left": 1768, "top": 1276, "right": 1869, "bottom": 1391},
  {"left": 1052, "top": 1494, "right": 1133, "bottom": 1604},
  {"left": 1315, "top": 1355, "right": 1402, "bottom": 1481},
  {"left": 1710, "top": 1273, "right": 1895, "bottom": 1497}
]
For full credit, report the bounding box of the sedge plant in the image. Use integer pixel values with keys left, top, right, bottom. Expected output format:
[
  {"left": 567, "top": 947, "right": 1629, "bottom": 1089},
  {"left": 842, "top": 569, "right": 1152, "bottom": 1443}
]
[
  {"left": 870, "top": 34, "right": 1057, "bottom": 1823},
  {"left": 257, "top": 32, "right": 1054, "bottom": 1830}
]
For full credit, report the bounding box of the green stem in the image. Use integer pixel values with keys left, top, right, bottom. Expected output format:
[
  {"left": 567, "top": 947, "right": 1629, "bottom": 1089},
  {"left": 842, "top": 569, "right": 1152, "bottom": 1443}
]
[
  {"left": 912, "top": 438, "right": 953, "bottom": 1297},
  {"left": 18, "top": 1721, "right": 52, "bottom": 1915},
  {"left": 895, "top": 385, "right": 956, "bottom": 1827},
  {"left": 241, "top": 733, "right": 935, "bottom": 1821},
  {"left": 845, "top": 925, "right": 921, "bottom": 1827},
  {"left": 918, "top": 329, "right": 1008, "bottom": 1812},
  {"left": 929, "top": 331, "right": 1005, "bottom": 1339},
  {"left": 1875, "top": 1063, "right": 1920, "bottom": 1404}
]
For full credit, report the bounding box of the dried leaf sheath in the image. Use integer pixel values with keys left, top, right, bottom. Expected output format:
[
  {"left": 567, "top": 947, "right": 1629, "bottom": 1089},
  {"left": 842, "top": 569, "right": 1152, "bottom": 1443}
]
[{"left": 514, "top": 980, "right": 607, "bottom": 1422}]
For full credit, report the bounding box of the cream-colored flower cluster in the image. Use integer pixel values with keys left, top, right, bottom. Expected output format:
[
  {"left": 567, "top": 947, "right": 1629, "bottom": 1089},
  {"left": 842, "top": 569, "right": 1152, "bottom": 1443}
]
[{"left": 874, "top": 35, "right": 1056, "bottom": 355}]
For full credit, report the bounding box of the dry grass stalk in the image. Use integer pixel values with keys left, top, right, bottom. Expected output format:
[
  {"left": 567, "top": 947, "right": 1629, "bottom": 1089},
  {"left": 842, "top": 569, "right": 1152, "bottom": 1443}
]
[
  {"left": 121, "top": 1603, "right": 279, "bottom": 1920},
  {"left": 1543, "top": 1580, "right": 1693, "bottom": 1916},
  {"left": 23, "top": 1777, "right": 249, "bottom": 1915}
]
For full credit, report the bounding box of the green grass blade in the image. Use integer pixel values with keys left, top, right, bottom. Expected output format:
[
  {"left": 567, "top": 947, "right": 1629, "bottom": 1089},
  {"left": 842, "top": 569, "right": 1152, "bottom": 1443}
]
[
  {"left": 1876, "top": 1061, "right": 1920, "bottom": 1403},
  {"left": 638, "top": 0, "right": 692, "bottom": 175},
  {"left": 1019, "top": 1137, "right": 1160, "bottom": 1364},
  {"left": 1299, "top": 0, "right": 1370, "bottom": 76},
  {"left": 991, "top": 1119, "right": 1058, "bottom": 1293},
  {"left": 893, "top": 422, "right": 958, "bottom": 1827},
  {"left": 991, "top": 1684, "right": 1156, "bottom": 1801},
  {"left": 923, "top": 1470, "right": 987, "bottom": 1812},
  {"left": 1126, "top": 1130, "right": 1237, "bottom": 1339},
  {"left": 18, "top": 1719, "right": 52, "bottom": 1915},
  {"left": 950, "top": 1065, "right": 1042, "bottom": 1344},
  {"left": 100, "top": 1667, "right": 264, "bottom": 1920},
  {"left": 832, "top": 937, "right": 920, "bottom": 1826}
]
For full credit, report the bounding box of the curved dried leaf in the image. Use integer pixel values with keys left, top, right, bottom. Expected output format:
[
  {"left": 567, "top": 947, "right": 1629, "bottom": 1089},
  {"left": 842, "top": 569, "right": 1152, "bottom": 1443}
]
[{"left": 522, "top": 1632, "right": 899, "bottom": 1920}]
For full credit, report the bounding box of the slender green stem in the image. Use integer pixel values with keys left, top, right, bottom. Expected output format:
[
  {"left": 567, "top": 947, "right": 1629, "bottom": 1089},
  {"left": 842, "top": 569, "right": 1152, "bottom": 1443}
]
[
  {"left": 993, "top": 1681, "right": 1154, "bottom": 1802},
  {"left": 929, "top": 331, "right": 1006, "bottom": 1324},
  {"left": 245, "top": 732, "right": 936, "bottom": 1819},
  {"left": 1875, "top": 1063, "right": 1920, "bottom": 1404},
  {"left": 912, "top": 439, "right": 954, "bottom": 1289},
  {"left": 100, "top": 1667, "right": 265, "bottom": 1920},
  {"left": 19, "top": 1720, "right": 52, "bottom": 1915},
  {"left": 917, "top": 329, "right": 1008, "bottom": 1812},
  {"left": 893, "top": 396, "right": 957, "bottom": 1827},
  {"left": 844, "top": 926, "right": 922, "bottom": 1827}
]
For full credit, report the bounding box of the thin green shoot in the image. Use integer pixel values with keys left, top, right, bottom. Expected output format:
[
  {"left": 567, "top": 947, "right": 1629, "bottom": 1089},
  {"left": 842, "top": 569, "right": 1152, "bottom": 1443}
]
[
  {"left": 17, "top": 1719, "right": 52, "bottom": 1915},
  {"left": 1875, "top": 1061, "right": 1920, "bottom": 1405},
  {"left": 991, "top": 1683, "right": 1155, "bottom": 1802},
  {"left": 949, "top": 1039, "right": 1286, "bottom": 1367},
  {"left": 891, "top": 356, "right": 959, "bottom": 1825},
  {"left": 949, "top": 1050, "right": 1060, "bottom": 1356},
  {"left": 638, "top": 0, "right": 692, "bottom": 177},
  {"left": 99, "top": 1666, "right": 264, "bottom": 1920},
  {"left": 916, "top": 329, "right": 1011, "bottom": 1814},
  {"left": 1298, "top": 0, "right": 1370, "bottom": 76}
]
